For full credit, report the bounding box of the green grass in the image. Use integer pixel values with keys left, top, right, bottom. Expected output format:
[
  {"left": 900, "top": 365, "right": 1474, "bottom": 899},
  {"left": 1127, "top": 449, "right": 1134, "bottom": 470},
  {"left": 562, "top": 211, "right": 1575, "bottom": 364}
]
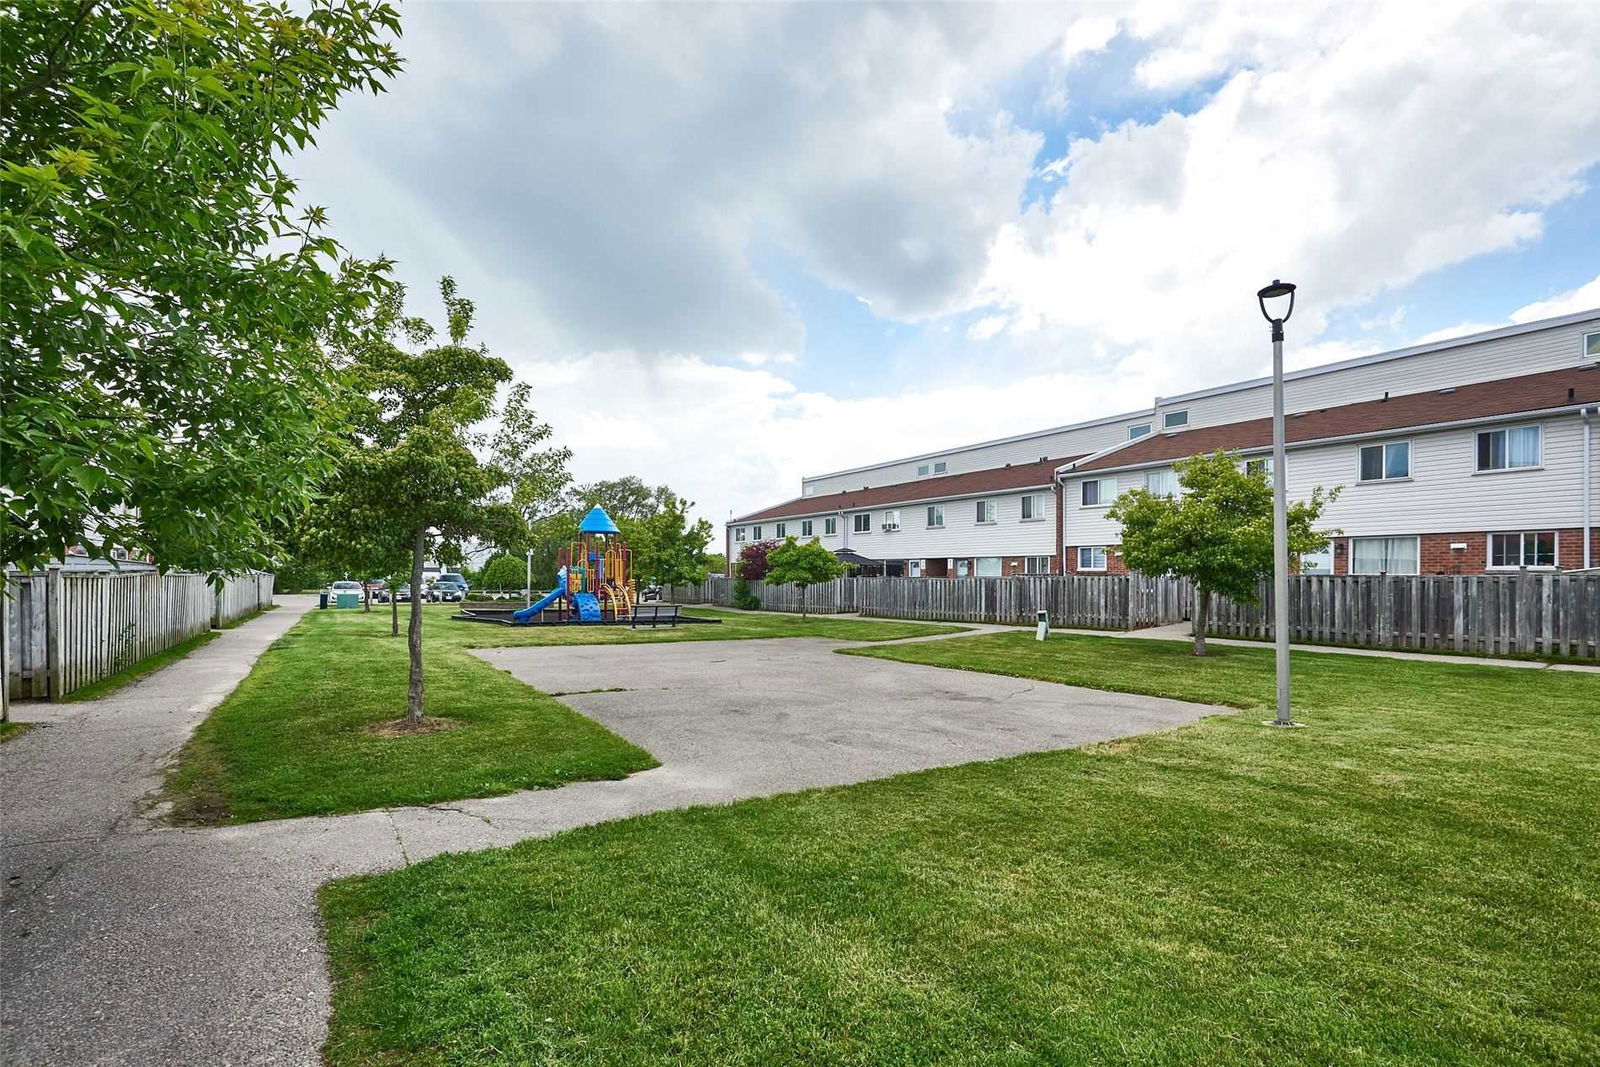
[
  {"left": 163, "top": 606, "right": 962, "bottom": 824},
  {"left": 62, "top": 631, "right": 220, "bottom": 703},
  {"left": 0, "top": 721, "right": 33, "bottom": 742},
  {"left": 322, "top": 632, "right": 1599, "bottom": 1066}
]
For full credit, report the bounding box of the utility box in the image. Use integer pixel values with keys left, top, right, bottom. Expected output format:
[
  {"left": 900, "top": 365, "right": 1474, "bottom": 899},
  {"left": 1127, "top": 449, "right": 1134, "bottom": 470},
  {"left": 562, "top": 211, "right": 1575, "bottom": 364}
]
[
  {"left": 1035, "top": 609, "right": 1050, "bottom": 642},
  {"left": 335, "top": 590, "right": 360, "bottom": 609}
]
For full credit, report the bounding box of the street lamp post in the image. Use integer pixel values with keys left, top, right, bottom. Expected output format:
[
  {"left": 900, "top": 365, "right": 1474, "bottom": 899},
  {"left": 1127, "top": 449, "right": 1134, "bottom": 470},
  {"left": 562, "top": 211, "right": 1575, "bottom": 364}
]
[
  {"left": 1257, "top": 279, "right": 1303, "bottom": 728},
  {"left": 526, "top": 548, "right": 534, "bottom": 609}
]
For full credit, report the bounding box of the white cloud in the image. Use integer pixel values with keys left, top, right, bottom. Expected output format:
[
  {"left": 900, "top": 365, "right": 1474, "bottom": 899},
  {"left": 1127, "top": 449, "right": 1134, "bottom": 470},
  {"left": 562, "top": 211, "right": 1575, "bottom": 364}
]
[{"left": 1510, "top": 273, "right": 1600, "bottom": 323}]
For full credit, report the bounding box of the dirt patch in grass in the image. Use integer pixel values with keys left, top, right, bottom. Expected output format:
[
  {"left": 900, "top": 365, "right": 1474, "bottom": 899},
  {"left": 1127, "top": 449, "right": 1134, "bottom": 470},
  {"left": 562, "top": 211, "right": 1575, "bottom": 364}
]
[{"left": 365, "top": 716, "right": 464, "bottom": 739}]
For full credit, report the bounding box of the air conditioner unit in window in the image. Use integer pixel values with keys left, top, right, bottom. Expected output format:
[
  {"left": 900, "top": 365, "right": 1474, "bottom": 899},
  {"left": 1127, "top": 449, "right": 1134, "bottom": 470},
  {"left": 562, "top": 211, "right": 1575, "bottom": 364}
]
[{"left": 882, "top": 521, "right": 900, "bottom": 532}]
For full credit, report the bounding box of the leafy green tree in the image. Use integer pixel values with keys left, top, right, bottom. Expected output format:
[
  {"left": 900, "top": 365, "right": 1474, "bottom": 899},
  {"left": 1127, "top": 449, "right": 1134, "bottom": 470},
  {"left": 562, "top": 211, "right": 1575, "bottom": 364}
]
[
  {"left": 479, "top": 553, "right": 527, "bottom": 593},
  {"left": 1, "top": 0, "right": 402, "bottom": 573},
  {"left": 573, "top": 477, "right": 669, "bottom": 523},
  {"left": 764, "top": 537, "right": 845, "bottom": 617},
  {"left": 1108, "top": 451, "right": 1337, "bottom": 655},
  {"left": 315, "top": 278, "right": 545, "bottom": 726},
  {"left": 624, "top": 495, "right": 714, "bottom": 588}
]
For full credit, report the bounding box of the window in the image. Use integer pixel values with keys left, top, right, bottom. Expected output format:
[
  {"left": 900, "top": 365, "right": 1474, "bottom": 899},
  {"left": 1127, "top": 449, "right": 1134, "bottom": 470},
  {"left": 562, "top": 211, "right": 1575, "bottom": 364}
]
[
  {"left": 752, "top": 525, "right": 763, "bottom": 539},
  {"left": 1586, "top": 331, "right": 1599, "bottom": 360},
  {"left": 1024, "top": 556, "right": 1051, "bottom": 574},
  {"left": 975, "top": 499, "right": 996, "bottom": 524},
  {"left": 1489, "top": 531, "right": 1556, "bottom": 569},
  {"left": 1080, "top": 478, "right": 1115, "bottom": 506},
  {"left": 1077, "top": 546, "right": 1108, "bottom": 571},
  {"left": 933, "top": 461, "right": 947, "bottom": 474},
  {"left": 975, "top": 556, "right": 1002, "bottom": 577},
  {"left": 775, "top": 522, "right": 787, "bottom": 538},
  {"left": 1477, "top": 426, "right": 1541, "bottom": 471},
  {"left": 1350, "top": 537, "right": 1419, "bottom": 575},
  {"left": 1359, "top": 441, "right": 1411, "bottom": 482},
  {"left": 955, "top": 559, "right": 971, "bottom": 577},
  {"left": 883, "top": 510, "right": 901, "bottom": 528},
  {"left": 1144, "top": 468, "right": 1178, "bottom": 496},
  {"left": 917, "top": 464, "right": 930, "bottom": 477},
  {"left": 1128, "top": 423, "right": 1152, "bottom": 440},
  {"left": 734, "top": 527, "right": 746, "bottom": 542},
  {"left": 1299, "top": 547, "right": 1333, "bottom": 575},
  {"left": 926, "top": 505, "right": 944, "bottom": 528},
  {"left": 853, "top": 513, "right": 871, "bottom": 534},
  {"left": 824, "top": 517, "right": 837, "bottom": 536},
  {"left": 1246, "top": 457, "right": 1274, "bottom": 477},
  {"left": 801, "top": 520, "right": 813, "bottom": 537},
  {"left": 1163, "top": 409, "right": 1189, "bottom": 429},
  {"left": 1021, "top": 492, "right": 1047, "bottom": 520}
]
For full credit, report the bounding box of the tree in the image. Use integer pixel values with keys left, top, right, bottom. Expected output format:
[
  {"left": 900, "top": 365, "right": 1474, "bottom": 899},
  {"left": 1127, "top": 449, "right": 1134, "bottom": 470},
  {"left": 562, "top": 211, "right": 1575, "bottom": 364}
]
[
  {"left": 2, "top": 0, "right": 402, "bottom": 573},
  {"left": 732, "top": 539, "right": 780, "bottom": 610},
  {"left": 626, "top": 495, "right": 714, "bottom": 588},
  {"left": 764, "top": 537, "right": 845, "bottom": 618},
  {"left": 1108, "top": 451, "right": 1337, "bottom": 655},
  {"left": 479, "top": 553, "right": 527, "bottom": 593},
  {"left": 315, "top": 278, "right": 547, "bottom": 727}
]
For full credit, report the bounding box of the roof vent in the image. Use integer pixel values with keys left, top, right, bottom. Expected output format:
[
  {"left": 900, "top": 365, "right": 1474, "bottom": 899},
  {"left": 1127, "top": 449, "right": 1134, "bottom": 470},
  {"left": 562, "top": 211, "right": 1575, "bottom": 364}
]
[
  {"left": 1290, "top": 411, "right": 1308, "bottom": 418},
  {"left": 1438, "top": 386, "right": 1456, "bottom": 394},
  {"left": 1381, "top": 391, "right": 1389, "bottom": 402},
  {"left": 1004, "top": 462, "right": 1012, "bottom": 467},
  {"left": 1039, "top": 455, "right": 1048, "bottom": 463},
  {"left": 1569, "top": 387, "right": 1577, "bottom": 401}
]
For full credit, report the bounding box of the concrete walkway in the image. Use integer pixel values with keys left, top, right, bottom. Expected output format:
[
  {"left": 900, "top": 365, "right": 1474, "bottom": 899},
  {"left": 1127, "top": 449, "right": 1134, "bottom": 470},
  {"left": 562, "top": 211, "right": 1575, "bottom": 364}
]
[{"left": 1, "top": 599, "right": 1223, "bottom": 1066}]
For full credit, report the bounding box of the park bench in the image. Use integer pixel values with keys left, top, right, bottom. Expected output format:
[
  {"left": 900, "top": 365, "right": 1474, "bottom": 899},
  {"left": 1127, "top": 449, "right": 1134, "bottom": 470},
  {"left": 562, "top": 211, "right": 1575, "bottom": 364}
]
[{"left": 631, "top": 603, "right": 682, "bottom": 628}]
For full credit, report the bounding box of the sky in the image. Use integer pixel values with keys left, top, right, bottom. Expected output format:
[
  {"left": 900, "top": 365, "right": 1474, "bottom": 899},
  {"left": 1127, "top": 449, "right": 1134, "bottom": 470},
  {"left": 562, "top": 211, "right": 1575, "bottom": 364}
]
[{"left": 292, "top": 0, "right": 1600, "bottom": 531}]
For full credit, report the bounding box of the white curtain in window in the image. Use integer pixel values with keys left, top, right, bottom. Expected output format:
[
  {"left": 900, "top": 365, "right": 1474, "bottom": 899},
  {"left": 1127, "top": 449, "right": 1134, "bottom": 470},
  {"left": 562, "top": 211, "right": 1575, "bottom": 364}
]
[
  {"left": 1507, "top": 427, "right": 1540, "bottom": 467},
  {"left": 976, "top": 557, "right": 1002, "bottom": 576},
  {"left": 1351, "top": 537, "right": 1418, "bottom": 575},
  {"left": 1145, "top": 469, "right": 1177, "bottom": 496}
]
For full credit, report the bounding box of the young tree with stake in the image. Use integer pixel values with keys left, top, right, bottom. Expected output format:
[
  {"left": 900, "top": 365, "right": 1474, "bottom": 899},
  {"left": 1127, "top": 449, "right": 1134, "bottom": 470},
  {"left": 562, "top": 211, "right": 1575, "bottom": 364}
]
[{"left": 764, "top": 537, "right": 846, "bottom": 618}]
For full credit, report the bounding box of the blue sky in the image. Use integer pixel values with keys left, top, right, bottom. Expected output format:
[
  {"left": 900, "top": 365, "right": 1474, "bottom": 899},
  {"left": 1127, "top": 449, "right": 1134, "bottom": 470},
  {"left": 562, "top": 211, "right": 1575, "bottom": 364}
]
[{"left": 294, "top": 2, "right": 1600, "bottom": 524}]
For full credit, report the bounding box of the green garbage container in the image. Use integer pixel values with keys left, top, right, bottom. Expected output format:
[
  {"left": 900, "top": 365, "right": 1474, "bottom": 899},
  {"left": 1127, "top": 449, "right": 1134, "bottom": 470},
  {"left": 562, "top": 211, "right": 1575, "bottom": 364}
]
[
  {"left": 319, "top": 591, "right": 328, "bottom": 610},
  {"left": 335, "top": 590, "right": 360, "bottom": 609}
]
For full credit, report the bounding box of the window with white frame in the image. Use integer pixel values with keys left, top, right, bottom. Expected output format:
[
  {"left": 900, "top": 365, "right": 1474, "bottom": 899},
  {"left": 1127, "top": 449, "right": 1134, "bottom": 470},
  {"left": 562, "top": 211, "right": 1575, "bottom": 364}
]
[
  {"left": 1489, "top": 531, "right": 1556, "bottom": 569},
  {"left": 975, "top": 499, "right": 996, "bottom": 524},
  {"left": 926, "top": 505, "right": 944, "bottom": 528},
  {"left": 1020, "top": 492, "right": 1047, "bottom": 520},
  {"left": 853, "top": 513, "right": 871, "bottom": 534},
  {"left": 752, "top": 525, "right": 763, "bottom": 539},
  {"left": 1350, "top": 536, "right": 1419, "bottom": 575},
  {"left": 975, "top": 556, "right": 1002, "bottom": 577},
  {"left": 1476, "top": 426, "right": 1541, "bottom": 471},
  {"left": 1128, "top": 423, "right": 1152, "bottom": 440},
  {"left": 801, "top": 520, "right": 813, "bottom": 537},
  {"left": 1585, "top": 331, "right": 1599, "bottom": 360},
  {"left": 1077, "top": 546, "right": 1108, "bottom": 571},
  {"left": 917, "top": 464, "right": 930, "bottom": 477},
  {"left": 1024, "top": 556, "right": 1051, "bottom": 574},
  {"left": 1080, "top": 478, "right": 1115, "bottom": 506},
  {"left": 775, "top": 522, "right": 787, "bottom": 537},
  {"left": 823, "top": 517, "right": 837, "bottom": 536},
  {"left": 1144, "top": 468, "right": 1178, "bottom": 496},
  {"left": 1163, "top": 409, "right": 1189, "bottom": 429},
  {"left": 1246, "top": 456, "right": 1274, "bottom": 477},
  {"left": 883, "top": 509, "right": 900, "bottom": 528},
  {"left": 734, "top": 527, "right": 746, "bottom": 542},
  {"left": 933, "top": 461, "right": 948, "bottom": 474},
  {"left": 1359, "top": 441, "right": 1411, "bottom": 482}
]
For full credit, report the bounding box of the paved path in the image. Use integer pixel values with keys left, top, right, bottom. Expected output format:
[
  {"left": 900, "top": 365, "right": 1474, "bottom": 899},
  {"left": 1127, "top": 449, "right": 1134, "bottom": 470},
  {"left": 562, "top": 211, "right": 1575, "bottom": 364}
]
[{"left": 2, "top": 602, "right": 1222, "bottom": 1066}]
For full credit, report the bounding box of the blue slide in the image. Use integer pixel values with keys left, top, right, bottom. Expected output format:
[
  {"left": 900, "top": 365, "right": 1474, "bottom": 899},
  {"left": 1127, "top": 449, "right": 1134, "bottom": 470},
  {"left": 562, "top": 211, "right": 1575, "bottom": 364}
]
[
  {"left": 513, "top": 566, "right": 567, "bottom": 622},
  {"left": 572, "top": 592, "right": 602, "bottom": 622}
]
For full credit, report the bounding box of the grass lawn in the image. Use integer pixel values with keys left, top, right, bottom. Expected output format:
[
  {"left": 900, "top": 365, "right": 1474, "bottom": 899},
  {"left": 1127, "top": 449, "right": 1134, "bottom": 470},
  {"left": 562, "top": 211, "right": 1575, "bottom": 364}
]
[
  {"left": 322, "top": 633, "right": 1599, "bottom": 1066},
  {"left": 0, "top": 721, "right": 33, "bottom": 742},
  {"left": 164, "top": 606, "right": 963, "bottom": 823}
]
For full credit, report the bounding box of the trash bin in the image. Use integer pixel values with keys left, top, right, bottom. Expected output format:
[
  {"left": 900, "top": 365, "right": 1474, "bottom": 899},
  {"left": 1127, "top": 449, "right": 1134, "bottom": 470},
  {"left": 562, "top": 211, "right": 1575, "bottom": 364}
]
[{"left": 319, "top": 591, "right": 329, "bottom": 610}]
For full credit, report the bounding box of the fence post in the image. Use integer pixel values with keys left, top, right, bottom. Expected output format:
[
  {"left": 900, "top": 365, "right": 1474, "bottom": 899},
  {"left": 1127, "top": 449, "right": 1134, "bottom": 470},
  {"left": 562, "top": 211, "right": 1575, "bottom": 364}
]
[{"left": 45, "top": 567, "right": 65, "bottom": 701}]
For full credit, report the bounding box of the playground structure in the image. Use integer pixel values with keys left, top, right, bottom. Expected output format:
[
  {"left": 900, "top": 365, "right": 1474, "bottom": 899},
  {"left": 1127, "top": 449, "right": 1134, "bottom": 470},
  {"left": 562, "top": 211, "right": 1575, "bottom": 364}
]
[{"left": 454, "top": 505, "right": 718, "bottom": 627}]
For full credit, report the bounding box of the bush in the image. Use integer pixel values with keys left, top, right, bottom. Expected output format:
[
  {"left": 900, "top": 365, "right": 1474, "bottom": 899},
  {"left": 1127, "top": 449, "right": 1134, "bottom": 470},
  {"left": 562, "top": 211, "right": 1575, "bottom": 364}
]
[{"left": 732, "top": 576, "right": 761, "bottom": 611}]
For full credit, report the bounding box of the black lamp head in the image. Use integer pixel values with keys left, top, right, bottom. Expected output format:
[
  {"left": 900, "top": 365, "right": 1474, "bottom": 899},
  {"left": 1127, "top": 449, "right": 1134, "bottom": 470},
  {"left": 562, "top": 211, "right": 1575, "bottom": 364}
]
[{"left": 1257, "top": 278, "right": 1296, "bottom": 324}]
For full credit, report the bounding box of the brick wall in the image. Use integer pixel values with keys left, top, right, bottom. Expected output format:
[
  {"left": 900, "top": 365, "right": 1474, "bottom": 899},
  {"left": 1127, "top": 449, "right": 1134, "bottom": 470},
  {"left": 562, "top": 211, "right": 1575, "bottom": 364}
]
[
  {"left": 1331, "top": 528, "right": 1597, "bottom": 575},
  {"left": 1062, "top": 545, "right": 1130, "bottom": 575}
]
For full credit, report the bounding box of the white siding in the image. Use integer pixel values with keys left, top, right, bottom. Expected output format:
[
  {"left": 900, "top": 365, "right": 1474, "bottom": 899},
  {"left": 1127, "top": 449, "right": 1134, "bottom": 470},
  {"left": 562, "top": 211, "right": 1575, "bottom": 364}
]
[
  {"left": 1061, "top": 413, "right": 1598, "bottom": 551},
  {"left": 733, "top": 490, "right": 1056, "bottom": 563}
]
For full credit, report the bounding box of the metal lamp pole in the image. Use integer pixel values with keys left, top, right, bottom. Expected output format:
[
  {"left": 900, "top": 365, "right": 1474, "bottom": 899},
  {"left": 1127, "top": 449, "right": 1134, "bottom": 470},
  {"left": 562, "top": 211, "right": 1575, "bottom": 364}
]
[
  {"left": 1257, "top": 279, "right": 1303, "bottom": 728},
  {"left": 525, "top": 549, "right": 534, "bottom": 609}
]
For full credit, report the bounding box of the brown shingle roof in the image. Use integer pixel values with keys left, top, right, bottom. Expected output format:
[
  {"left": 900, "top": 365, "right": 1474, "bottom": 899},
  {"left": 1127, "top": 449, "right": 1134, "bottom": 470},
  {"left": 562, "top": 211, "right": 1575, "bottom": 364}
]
[
  {"left": 1069, "top": 365, "right": 1600, "bottom": 474},
  {"left": 732, "top": 456, "right": 1078, "bottom": 524}
]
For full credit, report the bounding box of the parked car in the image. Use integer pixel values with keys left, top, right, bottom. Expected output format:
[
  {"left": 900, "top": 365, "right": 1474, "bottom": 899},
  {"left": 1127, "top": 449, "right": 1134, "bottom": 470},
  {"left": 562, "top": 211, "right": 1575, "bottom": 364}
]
[
  {"left": 393, "top": 585, "right": 413, "bottom": 603},
  {"left": 329, "top": 580, "right": 363, "bottom": 609},
  {"left": 434, "top": 572, "right": 469, "bottom": 602},
  {"left": 641, "top": 584, "right": 663, "bottom": 602}
]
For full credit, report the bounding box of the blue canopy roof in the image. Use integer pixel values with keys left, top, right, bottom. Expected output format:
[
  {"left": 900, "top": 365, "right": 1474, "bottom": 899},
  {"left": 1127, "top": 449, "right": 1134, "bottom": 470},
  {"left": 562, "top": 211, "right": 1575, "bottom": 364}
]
[{"left": 578, "top": 506, "right": 621, "bottom": 534}]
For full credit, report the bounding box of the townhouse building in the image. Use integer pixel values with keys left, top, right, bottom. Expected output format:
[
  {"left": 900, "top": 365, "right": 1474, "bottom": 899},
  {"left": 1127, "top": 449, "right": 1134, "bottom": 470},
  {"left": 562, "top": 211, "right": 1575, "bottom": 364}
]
[{"left": 727, "top": 309, "right": 1600, "bottom": 578}]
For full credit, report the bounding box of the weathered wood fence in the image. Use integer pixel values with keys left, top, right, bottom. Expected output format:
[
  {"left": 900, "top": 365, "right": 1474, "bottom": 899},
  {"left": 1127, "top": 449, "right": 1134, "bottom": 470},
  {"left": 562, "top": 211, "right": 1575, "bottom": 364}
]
[
  {"left": 1208, "top": 573, "right": 1600, "bottom": 659},
  {"left": 670, "top": 574, "right": 1191, "bottom": 629},
  {"left": 4, "top": 569, "right": 276, "bottom": 701}
]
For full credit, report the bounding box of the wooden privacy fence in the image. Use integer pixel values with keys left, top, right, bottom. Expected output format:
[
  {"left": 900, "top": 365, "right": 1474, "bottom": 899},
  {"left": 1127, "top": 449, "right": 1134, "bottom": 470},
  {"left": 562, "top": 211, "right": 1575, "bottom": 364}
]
[
  {"left": 4, "top": 568, "right": 276, "bottom": 700},
  {"left": 1208, "top": 573, "right": 1600, "bottom": 659},
  {"left": 670, "top": 574, "right": 1192, "bottom": 629}
]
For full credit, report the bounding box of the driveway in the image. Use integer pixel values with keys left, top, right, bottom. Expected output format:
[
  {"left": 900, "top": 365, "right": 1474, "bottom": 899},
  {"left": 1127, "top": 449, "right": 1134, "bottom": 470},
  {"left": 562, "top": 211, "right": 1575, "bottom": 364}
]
[{"left": 2, "top": 610, "right": 1223, "bottom": 1066}]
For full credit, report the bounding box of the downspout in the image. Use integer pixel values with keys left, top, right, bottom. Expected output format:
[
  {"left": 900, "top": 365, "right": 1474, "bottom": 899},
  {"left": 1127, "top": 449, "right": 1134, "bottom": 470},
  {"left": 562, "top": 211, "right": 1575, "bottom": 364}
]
[{"left": 1584, "top": 406, "right": 1594, "bottom": 570}]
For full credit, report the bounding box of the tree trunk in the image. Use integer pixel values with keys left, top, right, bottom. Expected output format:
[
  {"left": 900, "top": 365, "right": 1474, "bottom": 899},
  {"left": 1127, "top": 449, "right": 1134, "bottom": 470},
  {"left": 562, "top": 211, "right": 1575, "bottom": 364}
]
[
  {"left": 1192, "top": 586, "right": 1210, "bottom": 656},
  {"left": 363, "top": 584, "right": 371, "bottom": 612},
  {"left": 390, "top": 586, "right": 399, "bottom": 637},
  {"left": 406, "top": 528, "right": 426, "bottom": 725}
]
